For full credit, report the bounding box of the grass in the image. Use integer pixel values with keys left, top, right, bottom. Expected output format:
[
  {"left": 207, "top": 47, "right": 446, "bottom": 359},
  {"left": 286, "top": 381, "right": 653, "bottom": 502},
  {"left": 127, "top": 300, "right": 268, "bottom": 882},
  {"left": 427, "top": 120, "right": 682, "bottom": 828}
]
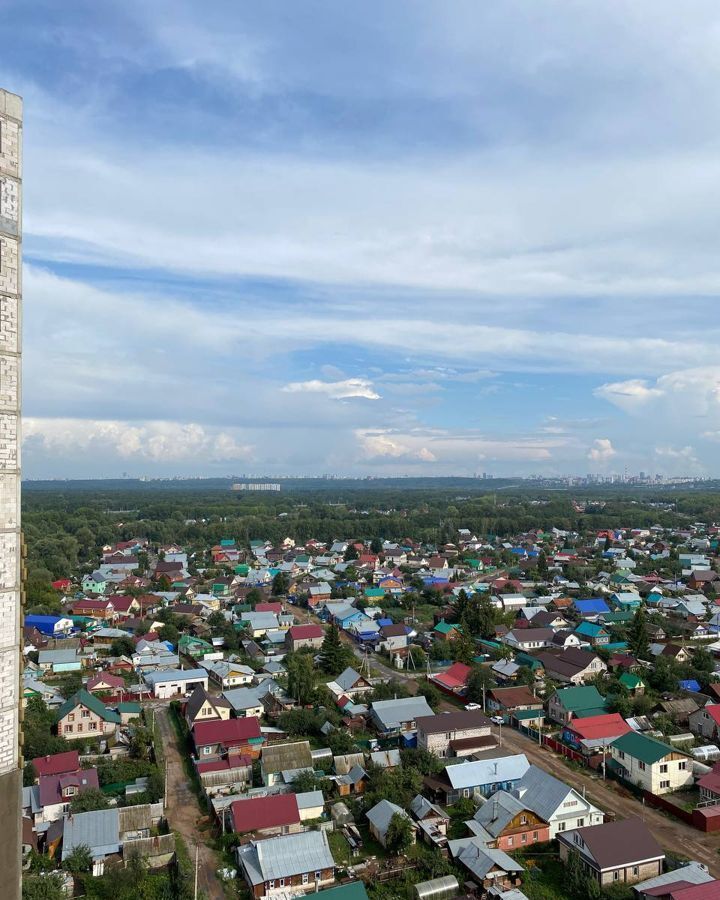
[{"left": 518, "top": 856, "right": 570, "bottom": 900}]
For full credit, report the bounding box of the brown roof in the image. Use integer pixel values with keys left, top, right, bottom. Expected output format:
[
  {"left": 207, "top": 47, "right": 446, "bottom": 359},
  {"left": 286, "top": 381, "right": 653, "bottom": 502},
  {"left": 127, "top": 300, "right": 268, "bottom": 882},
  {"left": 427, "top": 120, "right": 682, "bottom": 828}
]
[
  {"left": 449, "top": 735, "right": 498, "bottom": 752},
  {"left": 380, "top": 624, "right": 408, "bottom": 638},
  {"left": 566, "top": 817, "right": 664, "bottom": 869},
  {"left": 416, "top": 710, "right": 492, "bottom": 734},
  {"left": 488, "top": 686, "right": 542, "bottom": 709}
]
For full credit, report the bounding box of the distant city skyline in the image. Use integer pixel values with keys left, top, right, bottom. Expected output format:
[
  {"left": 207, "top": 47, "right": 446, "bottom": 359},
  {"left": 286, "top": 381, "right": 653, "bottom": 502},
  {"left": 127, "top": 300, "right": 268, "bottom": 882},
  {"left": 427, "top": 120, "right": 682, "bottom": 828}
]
[{"left": 5, "top": 1, "right": 720, "bottom": 478}]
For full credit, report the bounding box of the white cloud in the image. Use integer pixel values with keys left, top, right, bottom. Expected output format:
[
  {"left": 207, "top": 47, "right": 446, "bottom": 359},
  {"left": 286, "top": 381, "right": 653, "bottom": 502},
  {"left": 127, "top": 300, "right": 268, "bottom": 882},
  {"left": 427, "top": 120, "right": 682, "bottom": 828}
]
[
  {"left": 594, "top": 379, "right": 663, "bottom": 411},
  {"left": 587, "top": 438, "right": 617, "bottom": 463},
  {"left": 281, "top": 378, "right": 380, "bottom": 400},
  {"left": 23, "top": 418, "right": 254, "bottom": 464}
]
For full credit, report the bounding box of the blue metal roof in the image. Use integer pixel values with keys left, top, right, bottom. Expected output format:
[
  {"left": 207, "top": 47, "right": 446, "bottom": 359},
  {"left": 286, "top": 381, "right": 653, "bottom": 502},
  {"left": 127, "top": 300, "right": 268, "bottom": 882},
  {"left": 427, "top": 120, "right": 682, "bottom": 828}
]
[{"left": 574, "top": 598, "right": 610, "bottom": 614}]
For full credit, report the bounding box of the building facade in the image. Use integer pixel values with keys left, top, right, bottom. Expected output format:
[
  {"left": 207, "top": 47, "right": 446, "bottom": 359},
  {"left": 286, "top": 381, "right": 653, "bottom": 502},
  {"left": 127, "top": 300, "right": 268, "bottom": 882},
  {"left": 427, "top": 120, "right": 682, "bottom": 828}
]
[{"left": 0, "top": 86, "right": 22, "bottom": 900}]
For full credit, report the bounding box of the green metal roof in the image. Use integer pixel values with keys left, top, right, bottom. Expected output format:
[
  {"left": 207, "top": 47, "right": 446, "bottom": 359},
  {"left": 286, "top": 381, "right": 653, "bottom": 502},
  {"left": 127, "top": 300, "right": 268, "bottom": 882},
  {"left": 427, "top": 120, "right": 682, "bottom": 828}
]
[
  {"left": 553, "top": 685, "right": 606, "bottom": 713},
  {"left": 575, "top": 621, "right": 607, "bottom": 637},
  {"left": 612, "top": 731, "right": 677, "bottom": 765},
  {"left": 314, "top": 883, "right": 369, "bottom": 900},
  {"left": 434, "top": 621, "right": 461, "bottom": 635},
  {"left": 56, "top": 689, "right": 121, "bottom": 724},
  {"left": 514, "top": 708, "right": 545, "bottom": 721},
  {"left": 619, "top": 672, "right": 644, "bottom": 689}
]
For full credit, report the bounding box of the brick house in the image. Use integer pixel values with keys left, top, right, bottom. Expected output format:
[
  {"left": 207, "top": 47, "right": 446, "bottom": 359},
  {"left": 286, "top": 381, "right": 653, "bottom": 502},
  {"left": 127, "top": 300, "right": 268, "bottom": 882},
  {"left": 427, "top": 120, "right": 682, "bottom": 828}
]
[
  {"left": 416, "top": 710, "right": 495, "bottom": 758},
  {"left": 56, "top": 690, "right": 120, "bottom": 740},
  {"left": 558, "top": 818, "right": 664, "bottom": 887}
]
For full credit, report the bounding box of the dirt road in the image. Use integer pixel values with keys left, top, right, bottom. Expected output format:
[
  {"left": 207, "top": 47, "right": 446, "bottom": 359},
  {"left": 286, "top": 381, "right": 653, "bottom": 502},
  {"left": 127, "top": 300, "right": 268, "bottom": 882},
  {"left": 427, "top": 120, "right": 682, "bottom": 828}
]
[
  {"left": 154, "top": 706, "right": 226, "bottom": 900},
  {"left": 496, "top": 723, "right": 720, "bottom": 876}
]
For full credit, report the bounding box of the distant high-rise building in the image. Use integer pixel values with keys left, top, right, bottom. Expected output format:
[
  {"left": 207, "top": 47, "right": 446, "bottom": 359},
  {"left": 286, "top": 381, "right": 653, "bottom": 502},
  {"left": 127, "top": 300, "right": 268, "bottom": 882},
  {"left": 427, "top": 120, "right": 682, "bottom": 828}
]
[{"left": 0, "top": 87, "right": 22, "bottom": 899}]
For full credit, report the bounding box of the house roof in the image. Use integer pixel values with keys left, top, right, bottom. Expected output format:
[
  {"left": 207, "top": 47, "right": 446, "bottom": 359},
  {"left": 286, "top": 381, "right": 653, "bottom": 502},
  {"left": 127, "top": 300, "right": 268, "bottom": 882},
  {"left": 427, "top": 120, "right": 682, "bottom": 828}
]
[
  {"left": 237, "top": 829, "right": 334, "bottom": 884},
  {"left": 574, "top": 598, "right": 611, "bottom": 614},
  {"left": 551, "top": 685, "right": 606, "bottom": 714},
  {"left": 612, "top": 731, "right": 677, "bottom": 764},
  {"left": 32, "top": 750, "right": 80, "bottom": 778},
  {"left": 563, "top": 817, "right": 664, "bottom": 870},
  {"left": 261, "top": 741, "right": 313, "bottom": 774},
  {"left": 371, "top": 696, "right": 434, "bottom": 730},
  {"left": 288, "top": 624, "right": 324, "bottom": 640},
  {"left": 335, "top": 667, "right": 366, "bottom": 692},
  {"left": 516, "top": 764, "right": 597, "bottom": 821},
  {"left": 445, "top": 754, "right": 529, "bottom": 790},
  {"left": 61, "top": 808, "right": 120, "bottom": 860},
  {"left": 231, "top": 793, "right": 300, "bottom": 833},
  {"left": 565, "top": 713, "right": 631, "bottom": 742},
  {"left": 193, "top": 717, "right": 262, "bottom": 747},
  {"left": 433, "top": 662, "right": 472, "bottom": 690},
  {"left": 39, "top": 768, "right": 99, "bottom": 808},
  {"left": 86, "top": 673, "right": 124, "bottom": 691},
  {"left": 185, "top": 685, "right": 232, "bottom": 721},
  {"left": 56, "top": 690, "right": 121, "bottom": 724},
  {"left": 366, "top": 799, "right": 411, "bottom": 837},
  {"left": 416, "top": 710, "right": 491, "bottom": 734}
]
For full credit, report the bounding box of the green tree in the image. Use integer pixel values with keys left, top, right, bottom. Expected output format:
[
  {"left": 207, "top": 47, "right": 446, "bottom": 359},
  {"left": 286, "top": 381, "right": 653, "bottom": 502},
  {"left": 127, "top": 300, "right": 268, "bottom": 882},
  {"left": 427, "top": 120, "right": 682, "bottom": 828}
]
[
  {"left": 22, "top": 874, "right": 65, "bottom": 900},
  {"left": 110, "top": 635, "right": 136, "bottom": 657},
  {"left": 272, "top": 571, "right": 290, "bottom": 595},
  {"left": 70, "top": 788, "right": 110, "bottom": 813},
  {"left": 370, "top": 538, "right": 383, "bottom": 554},
  {"left": 384, "top": 812, "right": 414, "bottom": 855},
  {"left": 318, "top": 624, "right": 352, "bottom": 675},
  {"left": 465, "top": 666, "right": 495, "bottom": 705},
  {"left": 63, "top": 843, "right": 93, "bottom": 874},
  {"left": 286, "top": 653, "right": 316, "bottom": 705},
  {"left": 537, "top": 551, "right": 549, "bottom": 578},
  {"left": 23, "top": 697, "right": 69, "bottom": 760},
  {"left": 416, "top": 680, "right": 442, "bottom": 711},
  {"left": 475, "top": 594, "right": 497, "bottom": 639},
  {"left": 343, "top": 543, "right": 359, "bottom": 562},
  {"left": 627, "top": 606, "right": 650, "bottom": 659},
  {"left": 451, "top": 619, "right": 477, "bottom": 666},
  {"left": 158, "top": 622, "right": 179, "bottom": 646}
]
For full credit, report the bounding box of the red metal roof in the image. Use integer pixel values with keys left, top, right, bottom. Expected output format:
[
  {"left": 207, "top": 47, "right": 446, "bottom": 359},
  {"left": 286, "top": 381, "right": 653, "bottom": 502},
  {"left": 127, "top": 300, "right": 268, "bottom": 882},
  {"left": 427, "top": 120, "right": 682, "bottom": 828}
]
[
  {"left": 434, "top": 662, "right": 472, "bottom": 690},
  {"left": 288, "top": 624, "right": 324, "bottom": 640},
  {"left": 196, "top": 756, "right": 251, "bottom": 774},
  {"left": 192, "top": 716, "right": 261, "bottom": 747},
  {"left": 672, "top": 882, "right": 720, "bottom": 899},
  {"left": 565, "top": 713, "right": 632, "bottom": 741},
  {"left": 32, "top": 750, "right": 80, "bottom": 778},
  {"left": 255, "top": 602, "right": 283, "bottom": 614},
  {"left": 230, "top": 793, "right": 300, "bottom": 833},
  {"left": 86, "top": 673, "right": 124, "bottom": 691}
]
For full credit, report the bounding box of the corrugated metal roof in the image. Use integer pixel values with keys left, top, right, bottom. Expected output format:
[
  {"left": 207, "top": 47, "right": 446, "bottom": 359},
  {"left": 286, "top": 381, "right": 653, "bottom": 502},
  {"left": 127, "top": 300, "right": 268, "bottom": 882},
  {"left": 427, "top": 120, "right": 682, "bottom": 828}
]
[
  {"left": 62, "top": 808, "right": 120, "bottom": 860},
  {"left": 446, "top": 754, "right": 529, "bottom": 790}
]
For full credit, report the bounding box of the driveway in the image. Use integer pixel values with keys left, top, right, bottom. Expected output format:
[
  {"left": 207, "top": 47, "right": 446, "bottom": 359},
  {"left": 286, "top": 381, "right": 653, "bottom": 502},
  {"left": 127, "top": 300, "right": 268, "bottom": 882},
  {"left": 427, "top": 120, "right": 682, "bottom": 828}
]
[{"left": 154, "top": 705, "right": 226, "bottom": 900}]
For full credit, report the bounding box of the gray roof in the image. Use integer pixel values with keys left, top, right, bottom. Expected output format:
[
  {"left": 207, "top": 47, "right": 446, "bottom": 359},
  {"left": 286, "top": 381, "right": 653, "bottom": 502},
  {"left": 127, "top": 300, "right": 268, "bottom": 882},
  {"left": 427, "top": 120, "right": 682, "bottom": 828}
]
[
  {"left": 295, "top": 790, "right": 324, "bottom": 810},
  {"left": 62, "top": 808, "right": 120, "bottom": 860},
  {"left": 143, "top": 668, "right": 207, "bottom": 685},
  {"left": 262, "top": 741, "right": 313, "bottom": 774},
  {"left": 472, "top": 791, "right": 526, "bottom": 837},
  {"left": 237, "top": 829, "right": 334, "bottom": 884},
  {"left": 410, "top": 794, "right": 447, "bottom": 821},
  {"left": 634, "top": 862, "right": 713, "bottom": 893},
  {"left": 335, "top": 667, "right": 363, "bottom": 692},
  {"left": 222, "top": 686, "right": 267, "bottom": 711},
  {"left": 366, "top": 799, "right": 412, "bottom": 839},
  {"left": 371, "top": 696, "right": 434, "bottom": 730},
  {"left": 38, "top": 649, "right": 78, "bottom": 665},
  {"left": 22, "top": 785, "right": 41, "bottom": 817},
  {"left": 242, "top": 612, "right": 279, "bottom": 631},
  {"left": 515, "top": 764, "right": 598, "bottom": 821},
  {"left": 450, "top": 837, "right": 524, "bottom": 880},
  {"left": 445, "top": 754, "right": 529, "bottom": 791},
  {"left": 369, "top": 749, "right": 401, "bottom": 768}
]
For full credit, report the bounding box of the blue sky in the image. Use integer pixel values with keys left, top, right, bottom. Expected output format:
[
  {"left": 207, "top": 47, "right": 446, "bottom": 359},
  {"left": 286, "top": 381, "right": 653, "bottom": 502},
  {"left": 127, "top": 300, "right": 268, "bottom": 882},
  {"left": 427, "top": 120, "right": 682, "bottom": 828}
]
[{"left": 6, "top": 0, "right": 720, "bottom": 478}]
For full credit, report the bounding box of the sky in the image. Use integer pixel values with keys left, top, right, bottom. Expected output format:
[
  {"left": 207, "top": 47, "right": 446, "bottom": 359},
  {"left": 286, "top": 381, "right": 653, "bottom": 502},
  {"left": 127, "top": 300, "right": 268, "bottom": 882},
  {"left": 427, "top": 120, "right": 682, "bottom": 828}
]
[{"left": 5, "top": 1, "right": 720, "bottom": 479}]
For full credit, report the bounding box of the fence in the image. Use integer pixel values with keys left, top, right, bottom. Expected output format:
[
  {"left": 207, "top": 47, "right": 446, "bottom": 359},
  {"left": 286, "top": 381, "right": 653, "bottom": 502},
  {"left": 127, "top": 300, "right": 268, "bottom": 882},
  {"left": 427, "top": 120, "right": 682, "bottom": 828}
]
[{"left": 542, "top": 735, "right": 587, "bottom": 766}]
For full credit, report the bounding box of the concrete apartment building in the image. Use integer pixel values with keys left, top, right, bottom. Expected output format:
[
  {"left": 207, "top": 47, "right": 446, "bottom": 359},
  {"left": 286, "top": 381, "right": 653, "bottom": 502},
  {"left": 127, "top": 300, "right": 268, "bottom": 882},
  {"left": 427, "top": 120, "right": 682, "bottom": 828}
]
[{"left": 0, "top": 86, "right": 22, "bottom": 900}]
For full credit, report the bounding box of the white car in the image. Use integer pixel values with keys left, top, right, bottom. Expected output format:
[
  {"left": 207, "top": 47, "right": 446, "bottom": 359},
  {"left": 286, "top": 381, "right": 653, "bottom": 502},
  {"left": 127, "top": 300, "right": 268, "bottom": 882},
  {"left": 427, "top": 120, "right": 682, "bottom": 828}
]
[
  {"left": 464, "top": 702, "right": 483, "bottom": 711},
  {"left": 490, "top": 716, "right": 504, "bottom": 726}
]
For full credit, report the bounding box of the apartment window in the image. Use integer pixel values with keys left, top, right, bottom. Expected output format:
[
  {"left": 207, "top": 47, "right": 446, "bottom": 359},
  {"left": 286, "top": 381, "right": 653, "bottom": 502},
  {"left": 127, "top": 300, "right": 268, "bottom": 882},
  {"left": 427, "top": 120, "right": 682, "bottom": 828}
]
[
  {"left": 302, "top": 873, "right": 309, "bottom": 885},
  {"left": 268, "top": 881, "right": 274, "bottom": 890},
  {"left": 660, "top": 764, "right": 668, "bottom": 774},
  {"left": 315, "top": 871, "right": 322, "bottom": 881},
  {"left": 678, "top": 761, "right": 687, "bottom": 770},
  {"left": 577, "top": 818, "right": 584, "bottom": 827},
  {"left": 618, "top": 751, "right": 625, "bottom": 760},
  {"left": 279, "top": 879, "right": 285, "bottom": 887},
  {"left": 77, "top": 724, "right": 83, "bottom": 732},
  {"left": 638, "top": 762, "right": 646, "bottom": 771},
  {"left": 507, "top": 837, "right": 514, "bottom": 847},
  {"left": 632, "top": 867, "right": 639, "bottom": 876},
  {"left": 81, "top": 709, "right": 90, "bottom": 718},
  {"left": 557, "top": 822, "right": 566, "bottom": 832},
  {"left": 521, "top": 834, "right": 527, "bottom": 844},
  {"left": 89, "top": 722, "right": 97, "bottom": 731},
  {"left": 68, "top": 714, "right": 75, "bottom": 722},
  {"left": 65, "top": 725, "right": 73, "bottom": 733},
  {"left": 660, "top": 780, "right": 670, "bottom": 789},
  {"left": 533, "top": 831, "right": 539, "bottom": 841},
  {"left": 613, "top": 872, "right": 620, "bottom": 882},
  {"left": 520, "top": 815, "right": 527, "bottom": 825}
]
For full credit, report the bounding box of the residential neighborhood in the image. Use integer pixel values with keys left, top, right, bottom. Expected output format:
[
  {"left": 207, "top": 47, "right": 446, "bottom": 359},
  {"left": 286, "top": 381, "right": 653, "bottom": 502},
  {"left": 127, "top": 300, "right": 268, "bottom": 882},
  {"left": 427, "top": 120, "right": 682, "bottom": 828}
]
[{"left": 19, "top": 512, "right": 720, "bottom": 899}]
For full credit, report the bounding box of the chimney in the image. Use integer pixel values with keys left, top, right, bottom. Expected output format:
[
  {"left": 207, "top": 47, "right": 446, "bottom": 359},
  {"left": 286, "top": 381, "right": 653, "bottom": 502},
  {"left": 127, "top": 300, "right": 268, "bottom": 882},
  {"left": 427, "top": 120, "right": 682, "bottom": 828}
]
[{"left": 492, "top": 800, "right": 498, "bottom": 822}]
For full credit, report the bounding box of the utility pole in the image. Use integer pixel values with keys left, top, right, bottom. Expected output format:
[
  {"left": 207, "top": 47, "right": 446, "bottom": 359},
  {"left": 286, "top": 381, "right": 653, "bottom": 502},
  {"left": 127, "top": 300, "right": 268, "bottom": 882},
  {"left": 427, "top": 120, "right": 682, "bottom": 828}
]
[{"left": 194, "top": 844, "right": 199, "bottom": 900}]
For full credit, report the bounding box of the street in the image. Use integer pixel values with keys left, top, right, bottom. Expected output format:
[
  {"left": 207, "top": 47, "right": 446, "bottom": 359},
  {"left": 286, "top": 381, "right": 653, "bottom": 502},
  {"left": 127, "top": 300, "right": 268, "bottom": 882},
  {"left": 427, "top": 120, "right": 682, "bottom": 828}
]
[{"left": 154, "top": 706, "right": 226, "bottom": 900}]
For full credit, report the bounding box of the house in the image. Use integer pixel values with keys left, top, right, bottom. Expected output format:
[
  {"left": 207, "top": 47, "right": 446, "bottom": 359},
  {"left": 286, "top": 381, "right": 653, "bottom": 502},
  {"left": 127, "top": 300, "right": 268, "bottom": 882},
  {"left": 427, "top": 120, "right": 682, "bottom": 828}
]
[
  {"left": 562, "top": 714, "right": 632, "bottom": 756},
  {"left": 689, "top": 703, "right": 720, "bottom": 742},
  {"left": 24, "top": 615, "right": 74, "bottom": 637},
  {"left": 634, "top": 862, "right": 717, "bottom": 899},
  {"left": 574, "top": 598, "right": 611, "bottom": 619},
  {"left": 433, "top": 620, "right": 463, "bottom": 642},
  {"left": 240, "top": 611, "right": 280, "bottom": 639},
  {"left": 416, "top": 710, "right": 495, "bottom": 758},
  {"left": 296, "top": 790, "right": 324, "bottom": 822},
  {"left": 56, "top": 690, "right": 120, "bottom": 740},
  {"left": 469, "top": 790, "right": 551, "bottom": 850},
  {"left": 326, "top": 666, "right": 372, "bottom": 700},
  {"left": 428, "top": 754, "right": 530, "bottom": 805},
  {"left": 223, "top": 687, "right": 267, "bottom": 719},
  {"left": 143, "top": 668, "right": 208, "bottom": 699},
  {"left": 449, "top": 836, "right": 524, "bottom": 890},
  {"left": 409, "top": 794, "right": 449, "bottom": 849},
  {"left": 547, "top": 685, "right": 609, "bottom": 725},
  {"left": 557, "top": 818, "right": 664, "bottom": 887},
  {"left": 193, "top": 717, "right": 264, "bottom": 760},
  {"left": 307, "top": 583, "right": 333, "bottom": 607},
  {"left": 486, "top": 686, "right": 543, "bottom": 718},
  {"left": 574, "top": 621, "right": 610, "bottom": 646},
  {"left": 230, "top": 793, "right": 302, "bottom": 840},
  {"left": 260, "top": 741, "right": 313, "bottom": 786},
  {"left": 36, "top": 767, "right": 100, "bottom": 823},
  {"left": 430, "top": 662, "right": 472, "bottom": 697},
  {"left": 37, "top": 649, "right": 81, "bottom": 675},
  {"left": 512, "top": 765, "right": 604, "bottom": 837},
  {"left": 698, "top": 761, "right": 720, "bottom": 804},
  {"left": 61, "top": 808, "right": 120, "bottom": 874},
  {"left": 611, "top": 592, "right": 642, "bottom": 612},
  {"left": 503, "top": 628, "right": 555, "bottom": 651},
  {"left": 236, "top": 829, "right": 335, "bottom": 898},
  {"left": 378, "top": 623, "right": 409, "bottom": 653},
  {"left": 31, "top": 750, "right": 80, "bottom": 781},
  {"left": 202, "top": 659, "right": 254, "bottom": 690},
  {"left": 80, "top": 573, "right": 108, "bottom": 595},
  {"left": 72, "top": 597, "right": 115, "bottom": 619},
  {"left": 285, "top": 624, "right": 325, "bottom": 652},
  {"left": 86, "top": 673, "right": 124, "bottom": 696},
  {"left": 184, "top": 685, "right": 233, "bottom": 729},
  {"left": 370, "top": 696, "right": 434, "bottom": 737},
  {"left": 536, "top": 648, "right": 607, "bottom": 685},
  {"left": 366, "top": 799, "right": 416, "bottom": 848},
  {"left": 618, "top": 672, "right": 645, "bottom": 695},
  {"left": 610, "top": 732, "right": 693, "bottom": 795},
  {"left": 179, "top": 634, "right": 214, "bottom": 659}
]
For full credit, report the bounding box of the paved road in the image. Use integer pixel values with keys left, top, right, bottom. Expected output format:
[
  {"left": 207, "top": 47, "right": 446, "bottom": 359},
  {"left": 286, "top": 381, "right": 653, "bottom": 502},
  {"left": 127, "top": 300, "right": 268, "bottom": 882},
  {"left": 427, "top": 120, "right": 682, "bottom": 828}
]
[
  {"left": 154, "top": 706, "right": 225, "bottom": 900},
  {"left": 496, "top": 723, "right": 720, "bottom": 876}
]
